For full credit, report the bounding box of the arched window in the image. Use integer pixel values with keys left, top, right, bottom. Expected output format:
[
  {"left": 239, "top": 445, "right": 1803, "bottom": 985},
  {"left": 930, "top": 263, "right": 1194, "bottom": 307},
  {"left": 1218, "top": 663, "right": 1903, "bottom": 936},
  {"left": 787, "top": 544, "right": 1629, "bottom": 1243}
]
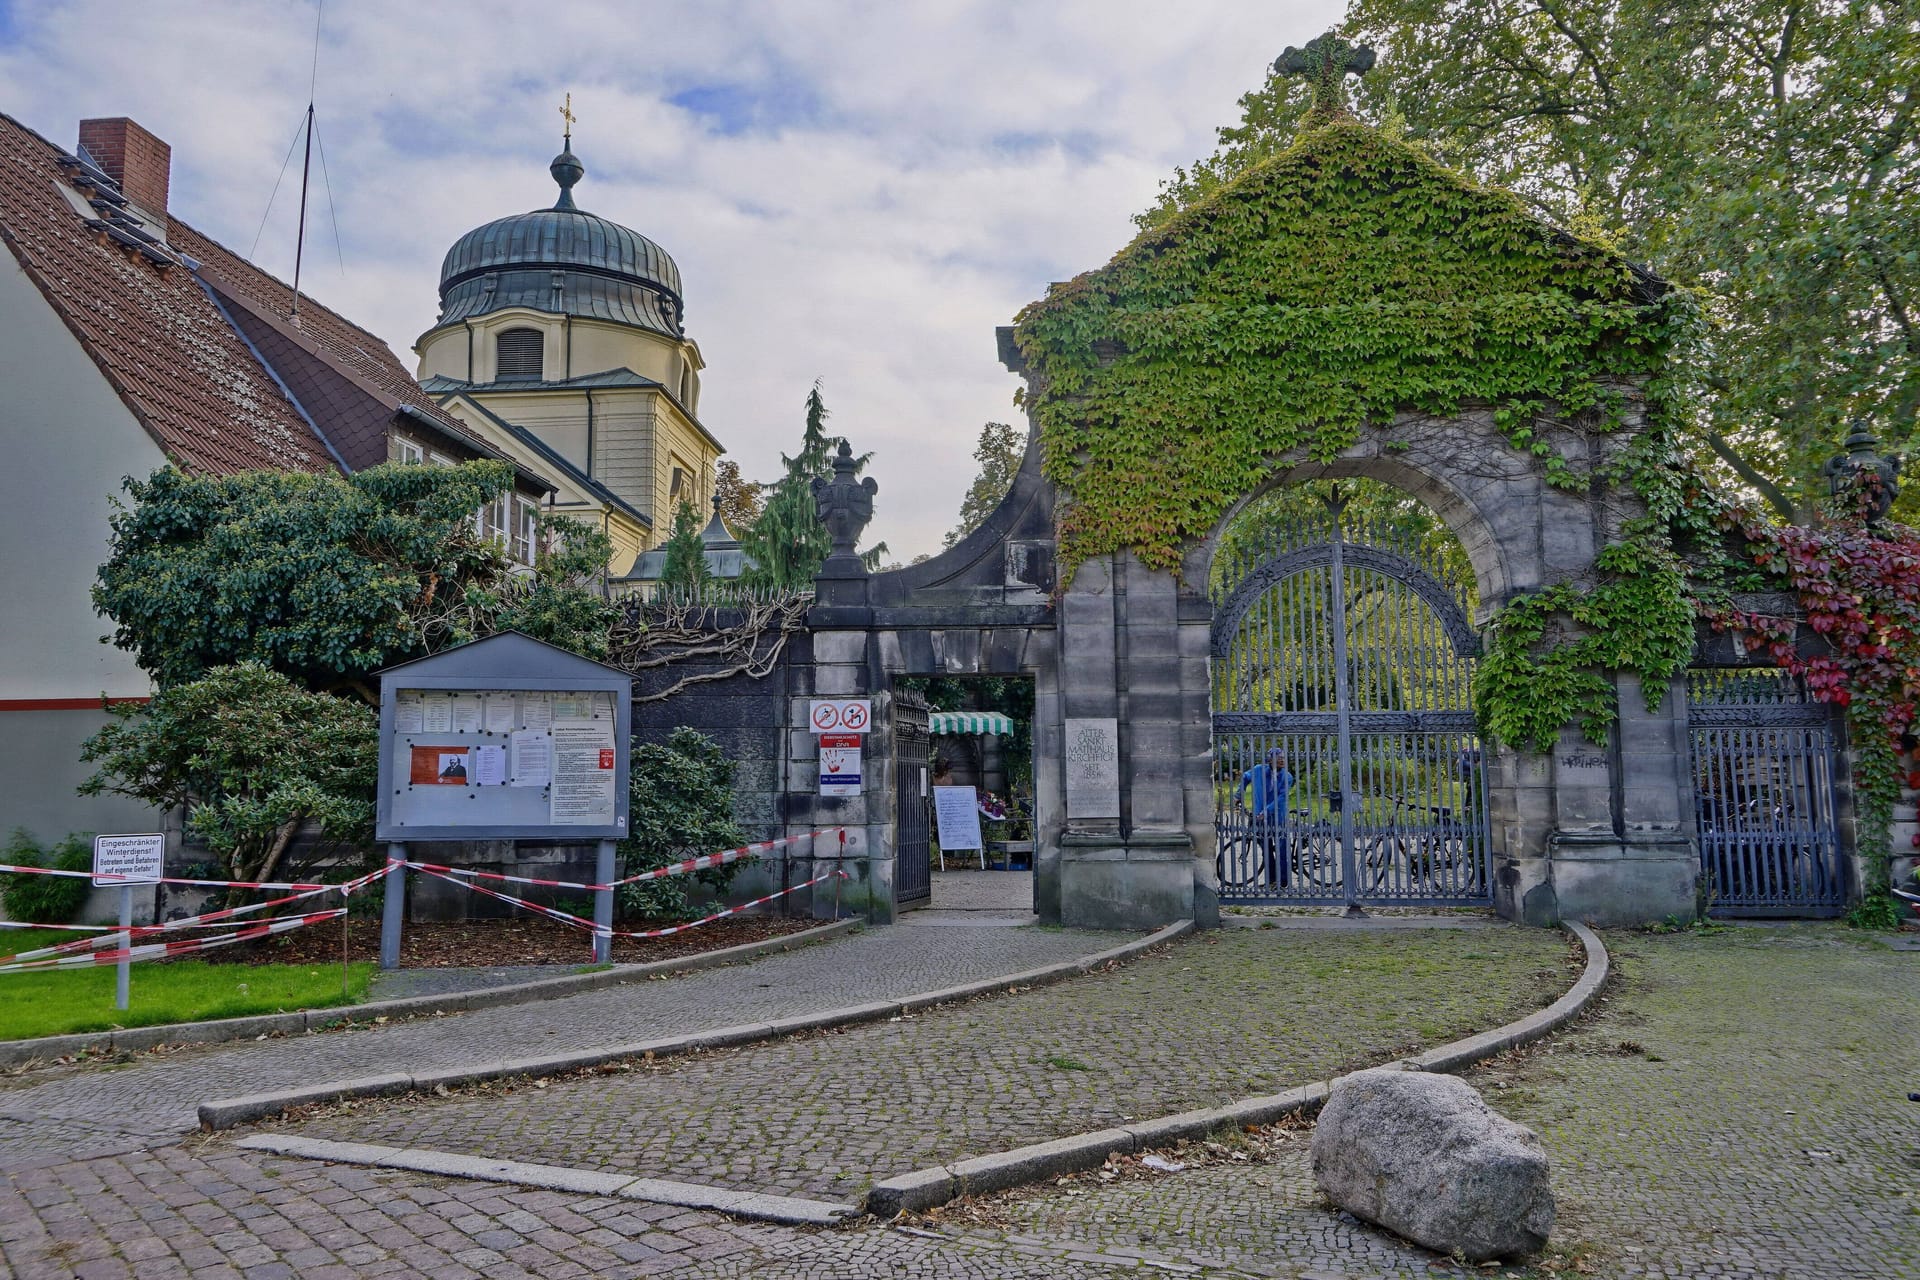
[{"left": 495, "top": 327, "right": 543, "bottom": 381}]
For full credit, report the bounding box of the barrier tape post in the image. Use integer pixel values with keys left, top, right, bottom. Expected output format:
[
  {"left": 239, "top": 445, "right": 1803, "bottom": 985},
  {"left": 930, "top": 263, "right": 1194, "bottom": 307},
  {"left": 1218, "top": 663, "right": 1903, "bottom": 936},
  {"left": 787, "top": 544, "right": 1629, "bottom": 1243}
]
[
  {"left": 834, "top": 829, "right": 845, "bottom": 920},
  {"left": 593, "top": 838, "right": 615, "bottom": 966},
  {"left": 379, "top": 843, "right": 406, "bottom": 971},
  {"left": 115, "top": 884, "right": 132, "bottom": 1012}
]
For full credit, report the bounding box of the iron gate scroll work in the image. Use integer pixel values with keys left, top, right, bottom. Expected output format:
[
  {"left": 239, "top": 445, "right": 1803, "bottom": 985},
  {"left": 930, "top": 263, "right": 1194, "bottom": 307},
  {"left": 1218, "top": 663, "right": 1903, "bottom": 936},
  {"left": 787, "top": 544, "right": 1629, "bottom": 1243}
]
[
  {"left": 1210, "top": 502, "right": 1493, "bottom": 908},
  {"left": 894, "top": 696, "right": 932, "bottom": 905},
  {"left": 1686, "top": 668, "right": 1845, "bottom": 917}
]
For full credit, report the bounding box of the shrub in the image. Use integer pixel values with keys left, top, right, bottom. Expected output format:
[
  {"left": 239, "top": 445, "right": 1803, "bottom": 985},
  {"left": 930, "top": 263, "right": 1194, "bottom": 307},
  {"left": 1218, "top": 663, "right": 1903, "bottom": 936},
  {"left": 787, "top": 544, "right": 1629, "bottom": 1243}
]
[
  {"left": 616, "top": 728, "right": 745, "bottom": 921},
  {"left": 2, "top": 830, "right": 93, "bottom": 924}
]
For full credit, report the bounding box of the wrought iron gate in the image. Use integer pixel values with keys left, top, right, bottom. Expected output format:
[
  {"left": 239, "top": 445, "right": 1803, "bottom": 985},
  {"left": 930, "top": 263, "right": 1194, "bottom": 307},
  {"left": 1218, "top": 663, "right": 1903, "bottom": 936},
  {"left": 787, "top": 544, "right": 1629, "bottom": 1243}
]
[
  {"left": 1686, "top": 668, "right": 1845, "bottom": 917},
  {"left": 894, "top": 695, "right": 932, "bottom": 906},
  {"left": 1210, "top": 502, "right": 1492, "bottom": 908}
]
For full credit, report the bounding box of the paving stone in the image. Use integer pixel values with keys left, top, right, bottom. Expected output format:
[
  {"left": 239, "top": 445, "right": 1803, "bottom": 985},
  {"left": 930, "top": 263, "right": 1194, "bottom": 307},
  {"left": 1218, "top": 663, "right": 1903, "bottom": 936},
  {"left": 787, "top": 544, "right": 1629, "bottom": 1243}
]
[
  {"left": 287, "top": 928, "right": 1568, "bottom": 1204},
  {"left": 0, "top": 924, "right": 1129, "bottom": 1167}
]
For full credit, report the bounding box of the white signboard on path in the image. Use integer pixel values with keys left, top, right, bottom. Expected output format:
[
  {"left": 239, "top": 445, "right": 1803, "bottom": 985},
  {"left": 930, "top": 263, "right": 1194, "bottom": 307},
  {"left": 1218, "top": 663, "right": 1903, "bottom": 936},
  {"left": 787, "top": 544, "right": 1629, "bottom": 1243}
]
[
  {"left": 92, "top": 833, "right": 165, "bottom": 887},
  {"left": 934, "top": 786, "right": 983, "bottom": 851}
]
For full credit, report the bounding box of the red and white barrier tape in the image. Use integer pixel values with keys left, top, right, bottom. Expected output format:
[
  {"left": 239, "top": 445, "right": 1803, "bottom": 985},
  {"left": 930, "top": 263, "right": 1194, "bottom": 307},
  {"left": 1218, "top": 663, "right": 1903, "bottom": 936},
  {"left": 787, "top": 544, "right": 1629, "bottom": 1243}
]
[
  {"left": 403, "top": 828, "right": 847, "bottom": 894},
  {"left": 411, "top": 864, "right": 848, "bottom": 940},
  {"left": 0, "top": 864, "right": 391, "bottom": 968},
  {"left": 0, "top": 907, "right": 346, "bottom": 973}
]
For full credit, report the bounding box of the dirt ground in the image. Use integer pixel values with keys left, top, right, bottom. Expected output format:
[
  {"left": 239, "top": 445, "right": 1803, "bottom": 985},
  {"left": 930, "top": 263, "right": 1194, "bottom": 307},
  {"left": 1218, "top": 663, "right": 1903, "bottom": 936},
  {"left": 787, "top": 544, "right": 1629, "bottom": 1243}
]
[{"left": 208, "top": 913, "right": 824, "bottom": 969}]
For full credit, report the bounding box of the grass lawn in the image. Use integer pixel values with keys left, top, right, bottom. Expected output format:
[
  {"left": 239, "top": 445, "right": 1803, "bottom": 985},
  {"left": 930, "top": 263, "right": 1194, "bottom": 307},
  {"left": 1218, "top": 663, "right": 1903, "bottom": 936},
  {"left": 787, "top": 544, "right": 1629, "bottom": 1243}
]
[{"left": 0, "top": 934, "right": 374, "bottom": 1040}]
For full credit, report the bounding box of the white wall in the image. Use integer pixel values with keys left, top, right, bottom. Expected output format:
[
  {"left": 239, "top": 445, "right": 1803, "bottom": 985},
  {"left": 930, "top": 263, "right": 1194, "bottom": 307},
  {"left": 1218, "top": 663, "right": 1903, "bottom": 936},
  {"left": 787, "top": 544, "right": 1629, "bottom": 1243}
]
[
  {"left": 0, "top": 254, "right": 163, "bottom": 700},
  {"left": 0, "top": 251, "right": 168, "bottom": 845}
]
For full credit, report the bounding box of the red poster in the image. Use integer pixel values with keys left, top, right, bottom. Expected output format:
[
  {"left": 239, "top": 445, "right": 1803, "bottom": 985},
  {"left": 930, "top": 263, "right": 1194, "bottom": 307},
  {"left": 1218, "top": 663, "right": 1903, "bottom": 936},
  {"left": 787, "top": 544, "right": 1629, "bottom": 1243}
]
[
  {"left": 598, "top": 749, "right": 615, "bottom": 769},
  {"left": 820, "top": 733, "right": 861, "bottom": 748},
  {"left": 410, "top": 745, "right": 470, "bottom": 785}
]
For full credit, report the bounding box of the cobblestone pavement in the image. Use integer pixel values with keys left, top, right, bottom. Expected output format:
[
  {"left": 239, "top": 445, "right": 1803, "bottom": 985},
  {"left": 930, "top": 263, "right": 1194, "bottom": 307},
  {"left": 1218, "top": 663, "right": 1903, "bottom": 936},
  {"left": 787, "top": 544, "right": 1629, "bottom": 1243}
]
[
  {"left": 959, "top": 923, "right": 1920, "bottom": 1279},
  {"left": 0, "top": 924, "right": 1130, "bottom": 1170},
  {"left": 364, "top": 964, "right": 585, "bottom": 1001},
  {"left": 285, "top": 927, "right": 1572, "bottom": 1203},
  {"left": 13, "top": 924, "right": 1902, "bottom": 1279}
]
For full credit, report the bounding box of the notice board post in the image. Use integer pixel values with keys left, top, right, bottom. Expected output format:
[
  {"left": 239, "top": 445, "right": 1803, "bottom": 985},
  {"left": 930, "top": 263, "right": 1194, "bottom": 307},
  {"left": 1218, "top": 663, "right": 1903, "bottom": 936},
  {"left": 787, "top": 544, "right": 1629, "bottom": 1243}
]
[{"left": 375, "top": 633, "right": 632, "bottom": 969}]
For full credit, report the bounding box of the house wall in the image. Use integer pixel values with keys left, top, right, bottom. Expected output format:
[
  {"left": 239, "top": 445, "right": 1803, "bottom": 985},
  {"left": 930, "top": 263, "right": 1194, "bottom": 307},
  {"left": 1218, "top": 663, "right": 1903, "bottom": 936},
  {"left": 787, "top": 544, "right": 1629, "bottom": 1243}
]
[{"left": 0, "top": 251, "right": 168, "bottom": 844}]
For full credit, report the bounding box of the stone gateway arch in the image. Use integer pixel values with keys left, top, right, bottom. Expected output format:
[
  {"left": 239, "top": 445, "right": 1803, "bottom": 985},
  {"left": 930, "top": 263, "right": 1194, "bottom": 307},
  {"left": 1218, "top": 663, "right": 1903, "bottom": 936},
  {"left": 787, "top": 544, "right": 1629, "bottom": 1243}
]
[{"left": 758, "top": 101, "right": 1851, "bottom": 933}]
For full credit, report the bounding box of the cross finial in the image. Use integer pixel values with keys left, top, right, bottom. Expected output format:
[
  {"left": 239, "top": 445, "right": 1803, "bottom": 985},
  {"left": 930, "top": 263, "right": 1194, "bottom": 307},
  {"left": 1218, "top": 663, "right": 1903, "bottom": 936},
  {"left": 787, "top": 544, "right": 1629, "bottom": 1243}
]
[
  {"left": 559, "top": 92, "right": 577, "bottom": 143},
  {"left": 1275, "top": 32, "right": 1376, "bottom": 119}
]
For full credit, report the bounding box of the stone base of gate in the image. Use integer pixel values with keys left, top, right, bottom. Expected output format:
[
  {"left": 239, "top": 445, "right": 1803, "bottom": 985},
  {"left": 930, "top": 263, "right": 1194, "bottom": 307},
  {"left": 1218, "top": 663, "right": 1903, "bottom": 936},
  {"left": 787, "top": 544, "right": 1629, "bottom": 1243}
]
[
  {"left": 1506, "top": 833, "right": 1698, "bottom": 928},
  {"left": 1057, "top": 832, "right": 1195, "bottom": 931}
]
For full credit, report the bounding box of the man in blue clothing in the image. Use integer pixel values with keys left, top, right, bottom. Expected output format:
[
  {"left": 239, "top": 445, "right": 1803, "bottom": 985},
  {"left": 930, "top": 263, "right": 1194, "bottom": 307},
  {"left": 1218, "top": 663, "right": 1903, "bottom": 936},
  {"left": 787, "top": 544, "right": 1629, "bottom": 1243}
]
[{"left": 1233, "top": 748, "right": 1295, "bottom": 886}]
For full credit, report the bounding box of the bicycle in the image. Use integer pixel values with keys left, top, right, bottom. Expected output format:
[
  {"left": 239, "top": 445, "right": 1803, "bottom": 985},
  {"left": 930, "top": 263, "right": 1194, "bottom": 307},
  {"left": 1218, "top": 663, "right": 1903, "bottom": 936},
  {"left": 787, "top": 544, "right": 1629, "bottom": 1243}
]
[
  {"left": 1363, "top": 799, "right": 1481, "bottom": 894},
  {"left": 1215, "top": 806, "right": 1342, "bottom": 890}
]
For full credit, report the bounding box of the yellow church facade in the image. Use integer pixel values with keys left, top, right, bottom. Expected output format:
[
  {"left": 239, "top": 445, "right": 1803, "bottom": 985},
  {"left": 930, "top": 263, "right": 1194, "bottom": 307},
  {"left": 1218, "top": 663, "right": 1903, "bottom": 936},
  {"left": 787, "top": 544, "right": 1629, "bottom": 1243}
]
[{"left": 414, "top": 131, "right": 722, "bottom": 572}]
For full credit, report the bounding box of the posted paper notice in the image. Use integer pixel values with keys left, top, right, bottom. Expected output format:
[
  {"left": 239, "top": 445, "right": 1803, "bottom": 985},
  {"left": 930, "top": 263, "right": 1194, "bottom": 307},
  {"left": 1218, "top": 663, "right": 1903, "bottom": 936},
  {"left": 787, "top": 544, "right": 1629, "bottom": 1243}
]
[
  {"left": 471, "top": 744, "right": 508, "bottom": 787},
  {"left": 509, "top": 730, "right": 551, "bottom": 788},
  {"left": 550, "top": 721, "right": 617, "bottom": 825}
]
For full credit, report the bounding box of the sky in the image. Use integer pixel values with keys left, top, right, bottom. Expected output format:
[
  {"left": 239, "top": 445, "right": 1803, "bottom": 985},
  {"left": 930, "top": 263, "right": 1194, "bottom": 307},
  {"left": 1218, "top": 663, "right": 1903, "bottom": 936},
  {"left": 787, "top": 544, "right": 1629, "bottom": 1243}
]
[{"left": 0, "top": 0, "right": 1341, "bottom": 559}]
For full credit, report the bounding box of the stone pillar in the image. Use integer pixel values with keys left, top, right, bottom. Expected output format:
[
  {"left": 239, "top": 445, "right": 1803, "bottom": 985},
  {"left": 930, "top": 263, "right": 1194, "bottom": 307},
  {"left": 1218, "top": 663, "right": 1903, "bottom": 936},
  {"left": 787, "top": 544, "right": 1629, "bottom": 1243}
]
[
  {"left": 1050, "top": 554, "right": 1196, "bottom": 930},
  {"left": 1516, "top": 673, "right": 1699, "bottom": 926}
]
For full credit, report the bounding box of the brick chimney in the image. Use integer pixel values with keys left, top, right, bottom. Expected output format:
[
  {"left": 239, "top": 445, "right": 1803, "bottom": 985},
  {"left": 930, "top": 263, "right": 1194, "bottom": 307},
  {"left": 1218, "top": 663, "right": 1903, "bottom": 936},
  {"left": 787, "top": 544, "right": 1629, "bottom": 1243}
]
[{"left": 77, "top": 118, "right": 170, "bottom": 218}]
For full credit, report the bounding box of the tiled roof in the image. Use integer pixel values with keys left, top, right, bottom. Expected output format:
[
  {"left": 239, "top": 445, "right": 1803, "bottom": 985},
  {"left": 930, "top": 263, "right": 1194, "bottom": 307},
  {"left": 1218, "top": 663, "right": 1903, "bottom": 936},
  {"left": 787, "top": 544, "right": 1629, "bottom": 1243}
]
[
  {"left": 172, "top": 221, "right": 504, "bottom": 461},
  {"left": 0, "top": 113, "right": 330, "bottom": 476}
]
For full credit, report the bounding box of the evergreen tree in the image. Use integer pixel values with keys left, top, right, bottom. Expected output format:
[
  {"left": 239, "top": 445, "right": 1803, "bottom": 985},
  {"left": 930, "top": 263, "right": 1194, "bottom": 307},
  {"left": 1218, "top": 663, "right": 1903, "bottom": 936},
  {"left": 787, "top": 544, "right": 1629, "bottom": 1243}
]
[
  {"left": 658, "top": 500, "right": 712, "bottom": 592},
  {"left": 740, "top": 382, "right": 884, "bottom": 589}
]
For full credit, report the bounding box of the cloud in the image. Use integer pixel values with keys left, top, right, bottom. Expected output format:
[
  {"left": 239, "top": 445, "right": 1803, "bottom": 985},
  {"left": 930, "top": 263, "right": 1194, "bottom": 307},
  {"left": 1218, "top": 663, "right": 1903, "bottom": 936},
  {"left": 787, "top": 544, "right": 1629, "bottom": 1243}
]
[{"left": 0, "top": 0, "right": 1341, "bottom": 557}]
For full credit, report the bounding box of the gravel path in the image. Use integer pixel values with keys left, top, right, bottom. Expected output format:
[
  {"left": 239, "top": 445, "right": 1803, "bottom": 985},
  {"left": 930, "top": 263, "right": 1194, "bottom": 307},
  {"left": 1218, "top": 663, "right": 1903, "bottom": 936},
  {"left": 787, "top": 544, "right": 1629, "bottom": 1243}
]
[
  {"left": 0, "top": 923, "right": 1131, "bottom": 1170},
  {"left": 282, "top": 926, "right": 1572, "bottom": 1203}
]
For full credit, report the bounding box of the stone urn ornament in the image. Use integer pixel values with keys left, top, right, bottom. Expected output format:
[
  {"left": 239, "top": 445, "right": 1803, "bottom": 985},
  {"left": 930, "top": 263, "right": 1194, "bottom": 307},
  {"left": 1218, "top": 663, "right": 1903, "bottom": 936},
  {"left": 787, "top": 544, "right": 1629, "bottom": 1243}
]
[{"left": 813, "top": 440, "right": 878, "bottom": 579}]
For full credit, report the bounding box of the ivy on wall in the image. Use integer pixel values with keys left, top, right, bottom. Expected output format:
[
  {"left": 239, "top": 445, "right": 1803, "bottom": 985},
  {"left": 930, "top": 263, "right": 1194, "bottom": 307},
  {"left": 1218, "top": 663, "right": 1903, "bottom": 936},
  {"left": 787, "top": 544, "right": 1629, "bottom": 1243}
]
[
  {"left": 1014, "top": 117, "right": 1698, "bottom": 749},
  {"left": 1014, "top": 107, "right": 1918, "bottom": 911},
  {"left": 1014, "top": 120, "right": 1690, "bottom": 575}
]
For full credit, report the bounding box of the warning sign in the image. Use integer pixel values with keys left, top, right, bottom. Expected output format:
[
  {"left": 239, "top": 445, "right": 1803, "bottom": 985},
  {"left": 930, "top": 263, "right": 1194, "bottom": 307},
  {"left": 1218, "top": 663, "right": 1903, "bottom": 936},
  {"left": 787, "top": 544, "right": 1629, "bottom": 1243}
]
[
  {"left": 819, "top": 744, "right": 863, "bottom": 795},
  {"left": 809, "top": 699, "right": 871, "bottom": 734}
]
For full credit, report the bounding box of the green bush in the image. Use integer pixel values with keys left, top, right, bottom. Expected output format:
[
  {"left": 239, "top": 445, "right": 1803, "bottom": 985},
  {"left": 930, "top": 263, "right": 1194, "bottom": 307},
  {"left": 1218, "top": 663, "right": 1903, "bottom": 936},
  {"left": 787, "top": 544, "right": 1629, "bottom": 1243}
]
[
  {"left": 2, "top": 829, "right": 93, "bottom": 924},
  {"left": 616, "top": 728, "right": 745, "bottom": 921}
]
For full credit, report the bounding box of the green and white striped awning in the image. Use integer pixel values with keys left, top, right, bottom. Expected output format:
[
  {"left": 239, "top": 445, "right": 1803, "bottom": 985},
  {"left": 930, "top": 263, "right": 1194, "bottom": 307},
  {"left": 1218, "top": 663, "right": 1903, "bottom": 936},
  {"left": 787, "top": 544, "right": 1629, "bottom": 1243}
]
[{"left": 928, "top": 711, "right": 1015, "bottom": 735}]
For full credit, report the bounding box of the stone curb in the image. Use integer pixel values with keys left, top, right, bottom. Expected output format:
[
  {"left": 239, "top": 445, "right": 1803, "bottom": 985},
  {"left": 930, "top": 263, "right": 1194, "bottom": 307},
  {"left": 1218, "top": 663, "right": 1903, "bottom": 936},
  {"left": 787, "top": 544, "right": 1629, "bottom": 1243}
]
[
  {"left": 198, "top": 919, "right": 1192, "bottom": 1131},
  {"left": 0, "top": 918, "right": 861, "bottom": 1069},
  {"left": 863, "top": 920, "right": 1609, "bottom": 1217},
  {"left": 235, "top": 1134, "right": 859, "bottom": 1226}
]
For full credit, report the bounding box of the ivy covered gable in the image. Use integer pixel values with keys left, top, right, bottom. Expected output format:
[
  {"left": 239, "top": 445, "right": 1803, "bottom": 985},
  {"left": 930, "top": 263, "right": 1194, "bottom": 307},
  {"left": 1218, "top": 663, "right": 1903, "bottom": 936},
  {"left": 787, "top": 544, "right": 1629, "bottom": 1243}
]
[{"left": 1014, "top": 119, "right": 1687, "bottom": 572}]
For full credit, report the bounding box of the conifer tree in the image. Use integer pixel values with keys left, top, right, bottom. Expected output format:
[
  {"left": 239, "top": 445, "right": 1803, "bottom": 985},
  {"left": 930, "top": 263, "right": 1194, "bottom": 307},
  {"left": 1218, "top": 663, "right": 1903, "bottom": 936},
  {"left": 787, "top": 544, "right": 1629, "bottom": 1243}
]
[
  {"left": 658, "top": 500, "right": 712, "bottom": 593},
  {"left": 740, "top": 382, "right": 883, "bottom": 589}
]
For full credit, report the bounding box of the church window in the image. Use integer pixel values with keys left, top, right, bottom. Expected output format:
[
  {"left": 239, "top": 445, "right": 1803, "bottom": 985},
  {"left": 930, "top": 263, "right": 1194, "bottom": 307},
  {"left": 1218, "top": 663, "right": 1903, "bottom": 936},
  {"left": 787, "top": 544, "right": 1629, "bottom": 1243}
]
[
  {"left": 669, "top": 465, "right": 689, "bottom": 504},
  {"left": 495, "top": 327, "right": 544, "bottom": 381}
]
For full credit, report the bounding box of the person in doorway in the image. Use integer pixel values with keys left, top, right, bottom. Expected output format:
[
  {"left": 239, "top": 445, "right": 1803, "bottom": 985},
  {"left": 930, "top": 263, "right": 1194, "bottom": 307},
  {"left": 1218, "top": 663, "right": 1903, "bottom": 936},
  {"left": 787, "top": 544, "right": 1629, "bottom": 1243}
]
[
  {"left": 1233, "top": 748, "right": 1295, "bottom": 886},
  {"left": 931, "top": 757, "right": 954, "bottom": 788}
]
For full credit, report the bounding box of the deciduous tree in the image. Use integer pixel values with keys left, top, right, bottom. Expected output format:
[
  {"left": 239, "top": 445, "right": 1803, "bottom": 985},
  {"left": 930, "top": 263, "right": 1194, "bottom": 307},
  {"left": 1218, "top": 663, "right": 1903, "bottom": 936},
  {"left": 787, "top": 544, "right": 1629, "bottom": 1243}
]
[{"left": 1147, "top": 1, "right": 1920, "bottom": 523}]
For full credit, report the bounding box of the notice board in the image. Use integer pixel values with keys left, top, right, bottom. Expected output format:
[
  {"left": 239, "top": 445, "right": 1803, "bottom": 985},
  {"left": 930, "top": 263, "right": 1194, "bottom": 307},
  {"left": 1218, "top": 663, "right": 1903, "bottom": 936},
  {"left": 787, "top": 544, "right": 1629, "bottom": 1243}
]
[{"left": 375, "top": 633, "right": 631, "bottom": 842}]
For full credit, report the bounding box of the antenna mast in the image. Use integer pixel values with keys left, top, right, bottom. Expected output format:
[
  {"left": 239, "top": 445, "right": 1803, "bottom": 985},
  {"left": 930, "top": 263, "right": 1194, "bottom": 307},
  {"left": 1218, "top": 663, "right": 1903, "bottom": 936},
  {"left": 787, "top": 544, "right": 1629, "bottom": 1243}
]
[
  {"left": 291, "top": 103, "right": 313, "bottom": 321},
  {"left": 289, "top": 0, "right": 324, "bottom": 321}
]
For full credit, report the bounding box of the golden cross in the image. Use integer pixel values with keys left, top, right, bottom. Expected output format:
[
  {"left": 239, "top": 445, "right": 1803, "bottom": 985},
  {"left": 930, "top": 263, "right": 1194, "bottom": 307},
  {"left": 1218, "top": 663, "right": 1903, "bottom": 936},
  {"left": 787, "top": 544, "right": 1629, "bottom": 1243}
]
[{"left": 559, "top": 92, "right": 577, "bottom": 141}]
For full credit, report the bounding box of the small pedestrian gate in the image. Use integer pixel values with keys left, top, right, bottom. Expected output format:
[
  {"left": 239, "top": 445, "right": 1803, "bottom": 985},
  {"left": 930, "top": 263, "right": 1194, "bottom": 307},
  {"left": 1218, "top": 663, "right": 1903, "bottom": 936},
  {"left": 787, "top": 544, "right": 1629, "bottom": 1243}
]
[
  {"left": 1686, "top": 668, "right": 1845, "bottom": 916},
  {"left": 894, "top": 695, "right": 932, "bottom": 906},
  {"left": 1210, "top": 501, "right": 1492, "bottom": 908}
]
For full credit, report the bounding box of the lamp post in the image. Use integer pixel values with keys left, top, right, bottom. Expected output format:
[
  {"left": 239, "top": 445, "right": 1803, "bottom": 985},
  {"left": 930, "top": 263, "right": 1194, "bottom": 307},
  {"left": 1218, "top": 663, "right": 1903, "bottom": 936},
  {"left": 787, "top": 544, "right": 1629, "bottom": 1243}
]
[{"left": 1823, "top": 420, "right": 1902, "bottom": 528}]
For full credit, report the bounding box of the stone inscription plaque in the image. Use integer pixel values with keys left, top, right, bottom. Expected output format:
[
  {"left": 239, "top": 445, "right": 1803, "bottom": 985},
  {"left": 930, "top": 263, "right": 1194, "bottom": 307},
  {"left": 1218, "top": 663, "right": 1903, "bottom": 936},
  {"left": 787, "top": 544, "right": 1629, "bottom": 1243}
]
[{"left": 1064, "top": 717, "right": 1120, "bottom": 819}]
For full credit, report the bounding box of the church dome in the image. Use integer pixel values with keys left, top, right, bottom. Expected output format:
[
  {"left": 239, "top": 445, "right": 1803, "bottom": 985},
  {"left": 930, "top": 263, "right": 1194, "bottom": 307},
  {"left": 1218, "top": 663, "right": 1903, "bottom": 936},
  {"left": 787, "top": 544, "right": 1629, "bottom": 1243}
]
[{"left": 435, "top": 143, "right": 686, "bottom": 338}]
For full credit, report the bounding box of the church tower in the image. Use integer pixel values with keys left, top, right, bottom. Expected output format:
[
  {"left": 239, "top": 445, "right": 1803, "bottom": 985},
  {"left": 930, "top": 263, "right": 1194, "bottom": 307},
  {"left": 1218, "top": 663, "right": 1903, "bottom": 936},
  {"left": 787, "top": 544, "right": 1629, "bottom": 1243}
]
[{"left": 415, "top": 110, "right": 723, "bottom": 570}]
